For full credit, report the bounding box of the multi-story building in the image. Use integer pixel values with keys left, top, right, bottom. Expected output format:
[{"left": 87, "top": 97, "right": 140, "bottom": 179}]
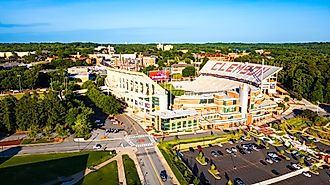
[
  {"left": 102, "top": 64, "right": 168, "bottom": 113},
  {"left": 149, "top": 109, "right": 199, "bottom": 132}
]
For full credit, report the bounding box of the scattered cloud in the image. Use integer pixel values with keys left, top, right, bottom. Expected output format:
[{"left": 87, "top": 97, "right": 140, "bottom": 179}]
[{"left": 0, "top": 22, "right": 49, "bottom": 28}]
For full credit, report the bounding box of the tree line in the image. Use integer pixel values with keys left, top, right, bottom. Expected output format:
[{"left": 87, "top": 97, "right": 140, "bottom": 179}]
[
  {"left": 83, "top": 81, "right": 122, "bottom": 115},
  {"left": 0, "top": 91, "right": 94, "bottom": 139}
]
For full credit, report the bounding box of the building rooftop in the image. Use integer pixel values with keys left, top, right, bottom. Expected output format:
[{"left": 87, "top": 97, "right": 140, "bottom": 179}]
[
  {"left": 200, "top": 61, "right": 282, "bottom": 84},
  {"left": 150, "top": 109, "right": 198, "bottom": 119}
]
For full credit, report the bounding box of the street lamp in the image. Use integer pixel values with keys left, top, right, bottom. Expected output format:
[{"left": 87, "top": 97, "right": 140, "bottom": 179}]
[{"left": 17, "top": 75, "right": 22, "bottom": 92}]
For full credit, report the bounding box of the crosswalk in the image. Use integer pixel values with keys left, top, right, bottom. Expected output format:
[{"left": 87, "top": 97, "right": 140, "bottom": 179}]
[{"left": 124, "top": 134, "right": 156, "bottom": 148}]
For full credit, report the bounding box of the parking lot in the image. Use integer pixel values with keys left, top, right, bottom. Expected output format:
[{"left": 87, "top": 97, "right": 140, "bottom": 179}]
[{"left": 181, "top": 138, "right": 326, "bottom": 185}]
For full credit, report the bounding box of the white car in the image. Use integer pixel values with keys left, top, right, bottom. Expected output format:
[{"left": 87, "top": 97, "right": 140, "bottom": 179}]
[
  {"left": 231, "top": 147, "right": 238, "bottom": 153},
  {"left": 93, "top": 144, "right": 102, "bottom": 150},
  {"left": 268, "top": 153, "right": 278, "bottom": 158},
  {"left": 218, "top": 143, "right": 223, "bottom": 147},
  {"left": 266, "top": 158, "right": 273, "bottom": 164},
  {"left": 292, "top": 163, "right": 301, "bottom": 169},
  {"left": 226, "top": 148, "right": 232, "bottom": 154},
  {"left": 302, "top": 172, "right": 311, "bottom": 178},
  {"left": 252, "top": 146, "right": 259, "bottom": 151}
]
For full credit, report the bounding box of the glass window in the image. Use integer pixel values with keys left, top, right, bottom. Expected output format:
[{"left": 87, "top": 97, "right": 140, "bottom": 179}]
[
  {"left": 200, "top": 99, "right": 207, "bottom": 104},
  {"left": 208, "top": 99, "right": 214, "bottom": 103},
  {"left": 233, "top": 100, "right": 237, "bottom": 105},
  {"left": 184, "top": 121, "right": 188, "bottom": 127},
  {"left": 172, "top": 122, "right": 176, "bottom": 129}
]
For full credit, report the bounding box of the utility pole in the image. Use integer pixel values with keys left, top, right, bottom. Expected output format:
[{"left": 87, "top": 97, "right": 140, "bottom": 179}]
[{"left": 17, "top": 75, "right": 22, "bottom": 92}]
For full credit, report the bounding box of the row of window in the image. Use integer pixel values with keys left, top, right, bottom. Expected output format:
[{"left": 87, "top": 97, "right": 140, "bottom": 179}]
[{"left": 161, "top": 120, "right": 198, "bottom": 130}]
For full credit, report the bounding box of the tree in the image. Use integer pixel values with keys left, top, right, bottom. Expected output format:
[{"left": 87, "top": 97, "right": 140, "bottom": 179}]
[
  {"left": 199, "top": 57, "right": 209, "bottom": 69},
  {"left": 0, "top": 95, "right": 17, "bottom": 133},
  {"left": 311, "top": 80, "right": 323, "bottom": 103},
  {"left": 96, "top": 76, "right": 105, "bottom": 87},
  {"left": 284, "top": 96, "right": 290, "bottom": 102},
  {"left": 182, "top": 66, "right": 196, "bottom": 77}
]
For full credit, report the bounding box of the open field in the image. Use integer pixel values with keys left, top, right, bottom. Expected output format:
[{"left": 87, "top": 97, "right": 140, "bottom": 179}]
[
  {"left": 76, "top": 161, "right": 118, "bottom": 185},
  {"left": 0, "top": 151, "right": 114, "bottom": 185}
]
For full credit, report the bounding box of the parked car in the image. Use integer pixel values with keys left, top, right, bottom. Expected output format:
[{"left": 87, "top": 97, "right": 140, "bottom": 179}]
[
  {"left": 260, "top": 160, "right": 267, "bottom": 165},
  {"left": 217, "top": 150, "right": 223, "bottom": 156},
  {"left": 271, "top": 169, "right": 280, "bottom": 175},
  {"left": 302, "top": 172, "right": 311, "bottom": 178},
  {"left": 233, "top": 178, "right": 246, "bottom": 185},
  {"left": 208, "top": 144, "right": 213, "bottom": 147},
  {"left": 93, "top": 144, "right": 102, "bottom": 150},
  {"left": 268, "top": 152, "right": 278, "bottom": 158},
  {"left": 211, "top": 151, "right": 218, "bottom": 157},
  {"left": 197, "top": 145, "right": 203, "bottom": 151},
  {"left": 218, "top": 143, "right": 223, "bottom": 147},
  {"left": 189, "top": 147, "right": 194, "bottom": 152},
  {"left": 271, "top": 157, "right": 279, "bottom": 163},
  {"left": 292, "top": 163, "right": 301, "bottom": 169},
  {"left": 160, "top": 170, "right": 167, "bottom": 181},
  {"left": 231, "top": 147, "right": 238, "bottom": 153},
  {"left": 266, "top": 158, "right": 273, "bottom": 164},
  {"left": 286, "top": 165, "right": 295, "bottom": 171},
  {"left": 226, "top": 148, "right": 232, "bottom": 154}
]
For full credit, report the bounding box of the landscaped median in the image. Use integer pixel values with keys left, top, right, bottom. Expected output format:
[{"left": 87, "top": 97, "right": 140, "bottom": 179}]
[
  {"left": 122, "top": 154, "right": 141, "bottom": 185},
  {"left": 158, "top": 133, "right": 245, "bottom": 185},
  {"left": 208, "top": 164, "right": 221, "bottom": 180},
  {"left": 0, "top": 151, "right": 116, "bottom": 185}
]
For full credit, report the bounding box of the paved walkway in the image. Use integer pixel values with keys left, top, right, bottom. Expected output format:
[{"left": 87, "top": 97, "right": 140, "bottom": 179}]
[{"left": 252, "top": 167, "right": 310, "bottom": 185}]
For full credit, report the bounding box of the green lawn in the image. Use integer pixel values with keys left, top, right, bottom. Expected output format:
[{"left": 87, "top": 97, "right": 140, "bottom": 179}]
[
  {"left": 76, "top": 161, "right": 118, "bottom": 185},
  {"left": 0, "top": 151, "right": 115, "bottom": 185},
  {"left": 122, "top": 154, "right": 141, "bottom": 185}
]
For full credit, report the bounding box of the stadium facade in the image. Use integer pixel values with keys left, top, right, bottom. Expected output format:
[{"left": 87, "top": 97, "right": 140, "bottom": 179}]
[{"left": 102, "top": 60, "right": 282, "bottom": 132}]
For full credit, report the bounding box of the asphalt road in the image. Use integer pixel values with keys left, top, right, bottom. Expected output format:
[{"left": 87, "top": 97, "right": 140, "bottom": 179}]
[
  {"left": 116, "top": 113, "right": 173, "bottom": 185},
  {"left": 0, "top": 139, "right": 125, "bottom": 156}
]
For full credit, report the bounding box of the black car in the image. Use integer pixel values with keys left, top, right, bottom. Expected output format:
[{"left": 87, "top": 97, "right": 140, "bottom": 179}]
[
  {"left": 217, "top": 150, "right": 223, "bottom": 156},
  {"left": 160, "top": 170, "right": 167, "bottom": 181},
  {"left": 234, "top": 178, "right": 246, "bottom": 185},
  {"left": 271, "top": 169, "right": 280, "bottom": 175}
]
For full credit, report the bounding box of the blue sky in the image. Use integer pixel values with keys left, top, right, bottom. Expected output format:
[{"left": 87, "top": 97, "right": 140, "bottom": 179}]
[{"left": 0, "top": 0, "right": 329, "bottom": 43}]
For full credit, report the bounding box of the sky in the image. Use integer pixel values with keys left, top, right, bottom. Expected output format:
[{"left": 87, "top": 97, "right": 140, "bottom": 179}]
[{"left": 0, "top": 0, "right": 329, "bottom": 43}]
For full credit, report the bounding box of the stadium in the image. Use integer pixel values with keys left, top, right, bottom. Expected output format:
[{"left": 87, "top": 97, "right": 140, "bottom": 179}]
[
  {"left": 170, "top": 60, "right": 283, "bottom": 130},
  {"left": 102, "top": 60, "right": 283, "bottom": 132}
]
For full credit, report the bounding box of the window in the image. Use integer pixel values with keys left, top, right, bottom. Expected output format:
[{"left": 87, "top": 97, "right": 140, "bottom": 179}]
[
  {"left": 251, "top": 104, "right": 255, "bottom": 109},
  {"left": 172, "top": 122, "right": 176, "bottom": 129},
  {"left": 233, "top": 100, "right": 237, "bottom": 105},
  {"left": 200, "top": 99, "right": 207, "bottom": 104},
  {"left": 223, "top": 101, "right": 227, "bottom": 106},
  {"left": 184, "top": 121, "right": 188, "bottom": 127},
  {"left": 193, "top": 120, "right": 197, "bottom": 126},
  {"left": 177, "top": 122, "right": 182, "bottom": 128},
  {"left": 208, "top": 99, "right": 214, "bottom": 103}
]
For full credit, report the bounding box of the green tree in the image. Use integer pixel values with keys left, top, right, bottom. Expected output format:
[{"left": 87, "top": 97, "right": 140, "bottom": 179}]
[
  {"left": 0, "top": 95, "right": 17, "bottom": 133},
  {"left": 182, "top": 66, "right": 196, "bottom": 77}
]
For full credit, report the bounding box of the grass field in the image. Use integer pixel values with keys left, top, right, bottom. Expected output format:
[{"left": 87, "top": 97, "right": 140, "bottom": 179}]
[
  {"left": 76, "top": 161, "right": 118, "bottom": 185},
  {"left": 122, "top": 154, "right": 141, "bottom": 185},
  {"left": 0, "top": 151, "right": 115, "bottom": 185}
]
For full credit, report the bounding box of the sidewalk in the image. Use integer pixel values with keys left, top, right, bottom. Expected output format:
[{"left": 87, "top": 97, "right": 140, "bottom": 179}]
[{"left": 252, "top": 167, "right": 309, "bottom": 185}]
